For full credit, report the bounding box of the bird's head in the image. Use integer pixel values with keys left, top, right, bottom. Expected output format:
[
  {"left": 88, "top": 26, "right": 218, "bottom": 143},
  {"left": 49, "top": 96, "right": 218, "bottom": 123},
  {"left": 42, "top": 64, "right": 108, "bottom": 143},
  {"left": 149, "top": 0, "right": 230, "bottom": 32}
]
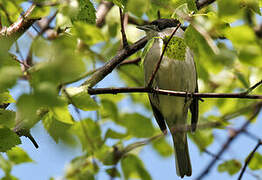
[{"left": 137, "top": 19, "right": 180, "bottom": 38}]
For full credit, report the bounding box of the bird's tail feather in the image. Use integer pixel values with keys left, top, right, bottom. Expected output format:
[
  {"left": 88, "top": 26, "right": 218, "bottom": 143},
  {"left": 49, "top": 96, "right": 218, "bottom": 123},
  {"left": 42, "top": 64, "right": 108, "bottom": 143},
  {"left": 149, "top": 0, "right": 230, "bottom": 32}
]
[{"left": 172, "top": 132, "right": 192, "bottom": 178}]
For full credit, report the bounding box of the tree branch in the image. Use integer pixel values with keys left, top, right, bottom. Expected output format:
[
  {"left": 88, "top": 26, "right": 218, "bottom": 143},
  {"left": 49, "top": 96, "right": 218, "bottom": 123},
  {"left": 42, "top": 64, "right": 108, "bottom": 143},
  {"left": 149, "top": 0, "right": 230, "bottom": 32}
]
[
  {"left": 81, "top": 0, "right": 217, "bottom": 88},
  {"left": 0, "top": 4, "right": 39, "bottom": 48},
  {"left": 238, "top": 140, "right": 262, "bottom": 180},
  {"left": 82, "top": 37, "right": 148, "bottom": 87},
  {"left": 96, "top": 0, "right": 114, "bottom": 27},
  {"left": 119, "top": 8, "right": 129, "bottom": 48},
  {"left": 87, "top": 87, "right": 262, "bottom": 99}
]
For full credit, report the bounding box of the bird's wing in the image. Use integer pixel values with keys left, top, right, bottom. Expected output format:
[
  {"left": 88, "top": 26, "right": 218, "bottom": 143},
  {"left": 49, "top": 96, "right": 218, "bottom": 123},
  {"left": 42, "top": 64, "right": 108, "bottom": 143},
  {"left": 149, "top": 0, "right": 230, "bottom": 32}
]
[
  {"left": 149, "top": 95, "right": 167, "bottom": 132},
  {"left": 190, "top": 68, "right": 199, "bottom": 132}
]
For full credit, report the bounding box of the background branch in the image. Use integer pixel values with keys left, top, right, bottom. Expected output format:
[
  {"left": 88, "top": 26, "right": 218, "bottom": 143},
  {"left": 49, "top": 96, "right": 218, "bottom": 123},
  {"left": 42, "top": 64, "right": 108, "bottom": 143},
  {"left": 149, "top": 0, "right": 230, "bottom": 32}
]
[
  {"left": 238, "top": 140, "right": 262, "bottom": 180},
  {"left": 196, "top": 104, "right": 261, "bottom": 180}
]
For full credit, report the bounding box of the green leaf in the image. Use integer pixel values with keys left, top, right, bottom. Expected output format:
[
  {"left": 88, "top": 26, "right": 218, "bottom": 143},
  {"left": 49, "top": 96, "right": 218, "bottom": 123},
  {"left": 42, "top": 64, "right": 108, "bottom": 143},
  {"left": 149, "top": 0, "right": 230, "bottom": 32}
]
[
  {"left": 218, "top": 159, "right": 242, "bottom": 175},
  {"left": 224, "top": 25, "right": 256, "bottom": 49},
  {"left": 118, "top": 64, "right": 144, "bottom": 87},
  {"left": 218, "top": 0, "right": 241, "bottom": 17},
  {"left": 72, "top": 0, "right": 96, "bottom": 24},
  {"left": 141, "top": 38, "right": 155, "bottom": 65},
  {"left": 0, "top": 110, "right": 16, "bottom": 128},
  {"left": 72, "top": 22, "right": 105, "bottom": 45},
  {"left": 6, "top": 147, "right": 33, "bottom": 164},
  {"left": 50, "top": 103, "right": 74, "bottom": 125},
  {"left": 42, "top": 111, "right": 73, "bottom": 143},
  {"left": 127, "top": 0, "right": 149, "bottom": 17},
  {"left": 32, "top": 36, "right": 86, "bottom": 85},
  {"left": 121, "top": 154, "right": 151, "bottom": 180},
  {"left": 152, "top": 136, "right": 173, "bottom": 157},
  {"left": 106, "top": 167, "right": 121, "bottom": 178},
  {"left": 248, "top": 152, "right": 262, "bottom": 170},
  {"left": 34, "top": 82, "right": 62, "bottom": 107},
  {"left": 0, "top": 92, "right": 15, "bottom": 105},
  {"left": 172, "top": 3, "right": 191, "bottom": 23},
  {"left": 1, "top": 175, "right": 18, "bottom": 180},
  {"left": 165, "top": 36, "right": 187, "bottom": 61},
  {"left": 0, "top": 155, "right": 12, "bottom": 175},
  {"left": 112, "top": 0, "right": 127, "bottom": 9},
  {"left": 234, "top": 71, "right": 250, "bottom": 88},
  {"left": 30, "top": 6, "right": 51, "bottom": 18},
  {"left": 65, "top": 87, "right": 99, "bottom": 111},
  {"left": 100, "top": 99, "right": 118, "bottom": 121},
  {"left": 120, "top": 113, "right": 155, "bottom": 138},
  {"left": 0, "top": 127, "right": 21, "bottom": 152},
  {"left": 72, "top": 119, "right": 103, "bottom": 152},
  {"left": 105, "top": 129, "right": 127, "bottom": 139},
  {"left": 15, "top": 94, "right": 40, "bottom": 130},
  {"left": 65, "top": 155, "right": 98, "bottom": 179},
  {"left": 189, "top": 130, "right": 214, "bottom": 152},
  {"left": 0, "top": 66, "right": 22, "bottom": 92},
  {"left": 242, "top": 0, "right": 261, "bottom": 15}
]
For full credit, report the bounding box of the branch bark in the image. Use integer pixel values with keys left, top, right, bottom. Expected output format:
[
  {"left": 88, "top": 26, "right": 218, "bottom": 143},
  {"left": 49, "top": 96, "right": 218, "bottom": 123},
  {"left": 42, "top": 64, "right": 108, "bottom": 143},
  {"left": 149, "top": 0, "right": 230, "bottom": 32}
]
[
  {"left": 87, "top": 87, "right": 262, "bottom": 99},
  {"left": 82, "top": 0, "right": 217, "bottom": 88},
  {"left": 0, "top": 4, "right": 39, "bottom": 48}
]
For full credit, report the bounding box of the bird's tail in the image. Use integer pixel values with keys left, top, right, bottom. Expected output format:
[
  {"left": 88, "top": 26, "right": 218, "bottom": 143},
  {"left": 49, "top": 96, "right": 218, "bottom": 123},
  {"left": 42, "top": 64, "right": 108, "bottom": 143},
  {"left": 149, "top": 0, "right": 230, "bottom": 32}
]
[{"left": 172, "top": 131, "right": 192, "bottom": 178}]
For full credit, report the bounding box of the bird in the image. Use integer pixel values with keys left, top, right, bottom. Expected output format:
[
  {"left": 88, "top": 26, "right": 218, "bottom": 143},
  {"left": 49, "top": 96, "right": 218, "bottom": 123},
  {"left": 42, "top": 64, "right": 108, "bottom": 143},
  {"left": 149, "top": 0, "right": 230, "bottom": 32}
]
[{"left": 137, "top": 19, "right": 199, "bottom": 178}]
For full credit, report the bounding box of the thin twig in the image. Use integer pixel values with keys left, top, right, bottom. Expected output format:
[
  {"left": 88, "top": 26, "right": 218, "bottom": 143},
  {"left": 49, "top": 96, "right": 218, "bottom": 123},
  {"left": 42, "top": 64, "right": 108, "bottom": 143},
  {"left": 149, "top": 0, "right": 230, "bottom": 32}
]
[
  {"left": 238, "top": 140, "right": 262, "bottom": 180},
  {"left": 119, "top": 7, "right": 128, "bottom": 48},
  {"left": 82, "top": 0, "right": 216, "bottom": 88},
  {"left": 196, "top": 104, "right": 261, "bottom": 180},
  {"left": 119, "top": 58, "right": 141, "bottom": 66},
  {"left": 243, "top": 79, "right": 262, "bottom": 95},
  {"left": 147, "top": 23, "right": 181, "bottom": 87},
  {"left": 87, "top": 87, "right": 262, "bottom": 99}
]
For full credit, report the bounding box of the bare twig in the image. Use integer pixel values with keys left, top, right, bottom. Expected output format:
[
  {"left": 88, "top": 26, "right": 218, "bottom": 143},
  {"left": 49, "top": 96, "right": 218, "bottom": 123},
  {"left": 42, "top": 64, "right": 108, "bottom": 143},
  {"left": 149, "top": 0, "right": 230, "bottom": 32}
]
[
  {"left": 120, "top": 58, "right": 141, "bottom": 66},
  {"left": 81, "top": 0, "right": 216, "bottom": 88},
  {"left": 243, "top": 79, "right": 262, "bottom": 95},
  {"left": 87, "top": 87, "right": 262, "bottom": 99},
  {"left": 147, "top": 23, "right": 181, "bottom": 87},
  {"left": 119, "top": 8, "right": 129, "bottom": 48},
  {"left": 238, "top": 140, "right": 262, "bottom": 180},
  {"left": 196, "top": 103, "right": 261, "bottom": 180},
  {"left": 82, "top": 37, "right": 148, "bottom": 87}
]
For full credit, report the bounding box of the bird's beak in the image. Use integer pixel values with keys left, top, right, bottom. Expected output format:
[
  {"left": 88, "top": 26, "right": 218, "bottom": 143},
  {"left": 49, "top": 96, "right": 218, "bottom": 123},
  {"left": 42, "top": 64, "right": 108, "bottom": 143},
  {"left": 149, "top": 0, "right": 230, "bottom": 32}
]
[{"left": 136, "top": 25, "right": 155, "bottom": 31}]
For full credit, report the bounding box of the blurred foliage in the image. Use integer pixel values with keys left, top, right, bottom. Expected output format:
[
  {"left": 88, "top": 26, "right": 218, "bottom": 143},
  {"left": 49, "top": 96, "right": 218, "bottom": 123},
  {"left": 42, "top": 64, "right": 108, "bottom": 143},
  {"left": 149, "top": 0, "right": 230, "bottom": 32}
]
[
  {"left": 217, "top": 159, "right": 242, "bottom": 176},
  {"left": 0, "top": 0, "right": 261, "bottom": 179}
]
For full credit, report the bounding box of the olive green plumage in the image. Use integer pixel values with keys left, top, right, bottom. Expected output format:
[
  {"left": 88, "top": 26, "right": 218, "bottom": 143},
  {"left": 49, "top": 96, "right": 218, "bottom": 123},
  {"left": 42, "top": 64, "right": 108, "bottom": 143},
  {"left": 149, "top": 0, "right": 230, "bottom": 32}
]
[{"left": 137, "top": 19, "right": 199, "bottom": 178}]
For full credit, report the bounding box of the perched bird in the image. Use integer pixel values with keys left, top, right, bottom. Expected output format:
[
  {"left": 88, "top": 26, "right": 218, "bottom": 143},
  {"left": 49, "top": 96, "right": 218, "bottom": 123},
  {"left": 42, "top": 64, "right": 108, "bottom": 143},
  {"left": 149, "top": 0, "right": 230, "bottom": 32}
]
[{"left": 137, "top": 19, "right": 199, "bottom": 178}]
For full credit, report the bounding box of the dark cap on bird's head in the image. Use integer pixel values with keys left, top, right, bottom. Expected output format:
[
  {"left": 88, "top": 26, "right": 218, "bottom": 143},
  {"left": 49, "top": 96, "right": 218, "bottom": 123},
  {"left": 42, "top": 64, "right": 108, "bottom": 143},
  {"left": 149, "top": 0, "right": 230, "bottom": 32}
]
[{"left": 137, "top": 19, "right": 179, "bottom": 32}]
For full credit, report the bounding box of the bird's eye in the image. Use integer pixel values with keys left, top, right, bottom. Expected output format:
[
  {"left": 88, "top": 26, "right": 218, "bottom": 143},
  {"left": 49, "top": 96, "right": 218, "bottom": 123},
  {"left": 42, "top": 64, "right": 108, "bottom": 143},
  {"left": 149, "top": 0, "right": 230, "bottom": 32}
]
[{"left": 152, "top": 25, "right": 160, "bottom": 31}]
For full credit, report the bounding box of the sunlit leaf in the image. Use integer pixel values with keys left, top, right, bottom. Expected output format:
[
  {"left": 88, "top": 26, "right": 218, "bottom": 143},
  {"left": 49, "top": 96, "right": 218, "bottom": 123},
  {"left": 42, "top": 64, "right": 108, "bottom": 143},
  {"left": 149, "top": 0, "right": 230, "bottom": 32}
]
[
  {"left": 120, "top": 113, "right": 155, "bottom": 138},
  {"left": 152, "top": 136, "right": 173, "bottom": 157},
  {"left": 72, "top": 119, "right": 103, "bottom": 152},
  {"left": 121, "top": 154, "right": 151, "bottom": 180},
  {"left": 248, "top": 152, "right": 262, "bottom": 170},
  {"left": 218, "top": 159, "right": 242, "bottom": 175},
  {"left": 189, "top": 130, "right": 214, "bottom": 152},
  {"left": 0, "top": 127, "right": 21, "bottom": 152},
  {"left": 6, "top": 147, "right": 33, "bottom": 164}
]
